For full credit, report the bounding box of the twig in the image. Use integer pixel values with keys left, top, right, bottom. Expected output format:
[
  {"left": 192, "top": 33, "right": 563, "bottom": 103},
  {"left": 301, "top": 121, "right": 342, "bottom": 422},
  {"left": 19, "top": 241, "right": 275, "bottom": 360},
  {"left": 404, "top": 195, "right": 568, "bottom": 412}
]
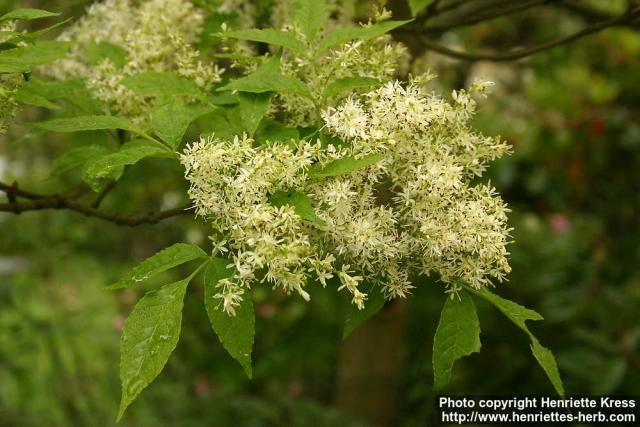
[
  {"left": 1, "top": 180, "right": 191, "bottom": 226},
  {"left": 0, "top": 181, "right": 44, "bottom": 200},
  {"left": 421, "top": 0, "right": 549, "bottom": 33},
  {"left": 0, "top": 198, "right": 192, "bottom": 226},
  {"left": 409, "top": 7, "right": 640, "bottom": 61},
  {"left": 91, "top": 180, "right": 117, "bottom": 208}
]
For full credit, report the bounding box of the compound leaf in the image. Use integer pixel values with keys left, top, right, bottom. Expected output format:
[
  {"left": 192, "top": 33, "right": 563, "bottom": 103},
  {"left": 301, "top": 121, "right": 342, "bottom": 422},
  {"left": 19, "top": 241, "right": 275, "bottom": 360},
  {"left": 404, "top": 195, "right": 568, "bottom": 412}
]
[{"left": 468, "top": 287, "right": 565, "bottom": 396}]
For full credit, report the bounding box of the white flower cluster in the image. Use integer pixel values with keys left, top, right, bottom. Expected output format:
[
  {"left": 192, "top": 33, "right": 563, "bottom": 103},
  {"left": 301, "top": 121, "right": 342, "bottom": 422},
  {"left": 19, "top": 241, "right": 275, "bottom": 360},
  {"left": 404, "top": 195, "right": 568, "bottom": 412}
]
[
  {"left": 182, "top": 78, "right": 512, "bottom": 314},
  {"left": 49, "top": 0, "right": 223, "bottom": 123},
  {"left": 276, "top": 34, "right": 408, "bottom": 127},
  {"left": 217, "top": 5, "right": 409, "bottom": 127},
  {"left": 321, "top": 80, "right": 512, "bottom": 292},
  {"left": 181, "top": 135, "right": 339, "bottom": 314}
]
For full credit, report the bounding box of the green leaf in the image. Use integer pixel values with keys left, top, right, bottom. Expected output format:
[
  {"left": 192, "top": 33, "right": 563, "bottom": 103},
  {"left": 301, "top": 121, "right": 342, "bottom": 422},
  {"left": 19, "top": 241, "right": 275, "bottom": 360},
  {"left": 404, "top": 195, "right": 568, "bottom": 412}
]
[
  {"left": 83, "top": 140, "right": 170, "bottom": 182},
  {"left": 530, "top": 339, "right": 564, "bottom": 397},
  {"left": 49, "top": 145, "right": 109, "bottom": 177},
  {"left": 33, "top": 115, "right": 137, "bottom": 133},
  {"left": 81, "top": 162, "right": 123, "bottom": 192},
  {"left": 255, "top": 118, "right": 299, "bottom": 143},
  {"left": 118, "top": 278, "right": 189, "bottom": 420},
  {"left": 269, "top": 190, "right": 325, "bottom": 225},
  {"left": 343, "top": 283, "right": 386, "bottom": 339},
  {"left": 218, "top": 55, "right": 311, "bottom": 99},
  {"left": 152, "top": 101, "right": 215, "bottom": 148},
  {"left": 318, "top": 20, "right": 412, "bottom": 52},
  {"left": 323, "top": 77, "right": 382, "bottom": 99},
  {"left": 22, "top": 17, "right": 72, "bottom": 40},
  {"left": 468, "top": 287, "right": 565, "bottom": 396},
  {"left": 0, "top": 59, "right": 27, "bottom": 73},
  {"left": 108, "top": 243, "right": 208, "bottom": 290},
  {"left": 309, "top": 153, "right": 384, "bottom": 178},
  {"left": 86, "top": 40, "right": 128, "bottom": 68},
  {"left": 199, "top": 108, "right": 245, "bottom": 140},
  {"left": 0, "top": 8, "right": 60, "bottom": 23},
  {"left": 21, "top": 79, "right": 103, "bottom": 113},
  {"left": 290, "top": 0, "right": 328, "bottom": 42},
  {"left": 432, "top": 291, "right": 481, "bottom": 390},
  {"left": 14, "top": 87, "right": 59, "bottom": 110},
  {"left": 203, "top": 258, "right": 255, "bottom": 377},
  {"left": 470, "top": 287, "right": 543, "bottom": 329},
  {"left": 121, "top": 72, "right": 204, "bottom": 98},
  {"left": 408, "top": 0, "right": 435, "bottom": 16},
  {"left": 238, "top": 92, "right": 273, "bottom": 136},
  {"left": 0, "top": 41, "right": 69, "bottom": 71},
  {"left": 207, "top": 92, "right": 239, "bottom": 106},
  {"left": 226, "top": 28, "right": 306, "bottom": 53}
]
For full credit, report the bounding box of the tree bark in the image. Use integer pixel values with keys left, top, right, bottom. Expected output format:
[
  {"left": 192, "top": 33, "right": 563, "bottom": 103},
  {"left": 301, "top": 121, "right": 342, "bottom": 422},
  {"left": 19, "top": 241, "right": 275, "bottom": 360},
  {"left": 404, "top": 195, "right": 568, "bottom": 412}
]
[{"left": 334, "top": 299, "right": 409, "bottom": 427}]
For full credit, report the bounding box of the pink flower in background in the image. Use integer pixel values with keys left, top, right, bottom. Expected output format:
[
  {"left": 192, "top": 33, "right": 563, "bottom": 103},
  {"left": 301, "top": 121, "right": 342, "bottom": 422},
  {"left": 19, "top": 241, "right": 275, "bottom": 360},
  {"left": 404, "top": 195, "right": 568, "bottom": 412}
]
[
  {"left": 256, "top": 303, "right": 276, "bottom": 318},
  {"left": 549, "top": 214, "right": 570, "bottom": 234},
  {"left": 112, "top": 314, "right": 126, "bottom": 332},
  {"left": 194, "top": 376, "right": 212, "bottom": 398}
]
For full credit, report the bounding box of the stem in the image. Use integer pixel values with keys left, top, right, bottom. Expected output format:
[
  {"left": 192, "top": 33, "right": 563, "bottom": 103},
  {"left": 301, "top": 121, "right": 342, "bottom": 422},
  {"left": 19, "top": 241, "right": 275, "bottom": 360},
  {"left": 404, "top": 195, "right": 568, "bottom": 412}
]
[{"left": 136, "top": 130, "right": 179, "bottom": 158}]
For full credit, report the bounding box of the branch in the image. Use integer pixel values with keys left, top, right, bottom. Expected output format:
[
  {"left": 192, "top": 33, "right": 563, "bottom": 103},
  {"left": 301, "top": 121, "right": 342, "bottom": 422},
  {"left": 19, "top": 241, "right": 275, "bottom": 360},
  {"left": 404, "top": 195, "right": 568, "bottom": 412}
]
[
  {"left": 408, "top": 6, "right": 640, "bottom": 61},
  {"left": 558, "top": 0, "right": 640, "bottom": 27},
  {"left": 0, "top": 181, "right": 44, "bottom": 200},
  {"left": 1, "top": 180, "right": 192, "bottom": 226},
  {"left": 421, "top": 0, "right": 549, "bottom": 34}
]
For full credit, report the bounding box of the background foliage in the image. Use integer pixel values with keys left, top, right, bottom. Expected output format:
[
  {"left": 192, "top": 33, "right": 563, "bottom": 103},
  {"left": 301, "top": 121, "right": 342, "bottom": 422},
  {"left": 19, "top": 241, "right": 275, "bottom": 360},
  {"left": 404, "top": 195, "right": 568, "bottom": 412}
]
[{"left": 1, "top": 0, "right": 639, "bottom": 426}]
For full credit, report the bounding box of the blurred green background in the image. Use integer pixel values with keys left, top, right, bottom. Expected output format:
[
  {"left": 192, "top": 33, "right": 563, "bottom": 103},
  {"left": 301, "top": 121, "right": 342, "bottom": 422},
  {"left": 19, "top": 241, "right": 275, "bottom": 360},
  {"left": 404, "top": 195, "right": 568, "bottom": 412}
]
[{"left": 1, "top": 0, "right": 639, "bottom": 426}]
